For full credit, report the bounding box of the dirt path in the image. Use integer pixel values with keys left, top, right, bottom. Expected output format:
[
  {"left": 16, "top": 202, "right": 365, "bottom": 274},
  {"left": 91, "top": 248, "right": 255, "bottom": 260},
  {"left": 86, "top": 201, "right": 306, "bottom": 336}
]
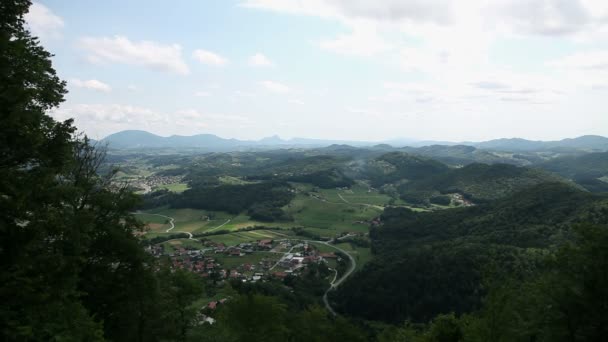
[{"left": 207, "top": 219, "right": 232, "bottom": 232}]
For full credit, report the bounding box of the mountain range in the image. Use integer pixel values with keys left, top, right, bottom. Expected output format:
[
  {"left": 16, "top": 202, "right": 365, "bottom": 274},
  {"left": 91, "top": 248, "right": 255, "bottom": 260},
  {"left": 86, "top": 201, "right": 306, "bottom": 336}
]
[{"left": 98, "top": 130, "right": 608, "bottom": 152}]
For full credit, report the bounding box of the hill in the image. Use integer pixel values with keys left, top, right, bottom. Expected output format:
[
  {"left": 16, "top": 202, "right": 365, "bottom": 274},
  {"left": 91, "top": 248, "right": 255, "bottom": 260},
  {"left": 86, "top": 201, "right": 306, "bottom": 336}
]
[
  {"left": 539, "top": 152, "right": 608, "bottom": 192},
  {"left": 473, "top": 135, "right": 608, "bottom": 151},
  {"left": 363, "top": 152, "right": 450, "bottom": 187},
  {"left": 331, "top": 183, "right": 608, "bottom": 323},
  {"left": 399, "top": 163, "right": 572, "bottom": 204}
]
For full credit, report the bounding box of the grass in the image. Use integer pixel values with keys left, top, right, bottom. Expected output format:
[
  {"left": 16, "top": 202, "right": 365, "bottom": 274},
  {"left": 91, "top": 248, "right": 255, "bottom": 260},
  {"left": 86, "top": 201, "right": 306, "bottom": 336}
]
[
  {"left": 218, "top": 176, "right": 256, "bottom": 185},
  {"left": 154, "top": 182, "right": 189, "bottom": 193},
  {"left": 285, "top": 194, "right": 380, "bottom": 234},
  {"left": 334, "top": 242, "right": 372, "bottom": 271},
  {"left": 204, "top": 230, "right": 291, "bottom": 246}
]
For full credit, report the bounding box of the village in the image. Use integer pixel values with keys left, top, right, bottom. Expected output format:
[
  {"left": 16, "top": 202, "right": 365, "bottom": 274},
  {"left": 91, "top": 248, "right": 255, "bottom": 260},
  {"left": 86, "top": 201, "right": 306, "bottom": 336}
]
[{"left": 145, "top": 237, "right": 340, "bottom": 283}]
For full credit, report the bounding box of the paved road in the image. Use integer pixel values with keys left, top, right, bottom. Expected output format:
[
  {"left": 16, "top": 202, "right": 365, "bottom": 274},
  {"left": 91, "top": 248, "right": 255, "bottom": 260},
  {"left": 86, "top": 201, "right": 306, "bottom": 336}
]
[
  {"left": 306, "top": 240, "right": 357, "bottom": 315},
  {"left": 134, "top": 212, "right": 193, "bottom": 240}
]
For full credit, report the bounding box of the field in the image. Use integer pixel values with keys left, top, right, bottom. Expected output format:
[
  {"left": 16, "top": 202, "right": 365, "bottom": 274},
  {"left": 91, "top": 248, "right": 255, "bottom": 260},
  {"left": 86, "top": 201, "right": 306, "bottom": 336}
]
[
  {"left": 154, "top": 182, "right": 189, "bottom": 193},
  {"left": 284, "top": 192, "right": 381, "bottom": 234},
  {"left": 137, "top": 181, "right": 409, "bottom": 241},
  {"left": 334, "top": 242, "right": 372, "bottom": 271}
]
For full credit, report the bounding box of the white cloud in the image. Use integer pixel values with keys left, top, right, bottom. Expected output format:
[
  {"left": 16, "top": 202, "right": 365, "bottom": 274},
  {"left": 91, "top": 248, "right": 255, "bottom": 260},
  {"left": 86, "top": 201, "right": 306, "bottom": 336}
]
[
  {"left": 288, "top": 99, "right": 305, "bottom": 105},
  {"left": 51, "top": 104, "right": 254, "bottom": 137},
  {"left": 127, "top": 85, "right": 138, "bottom": 91},
  {"left": 70, "top": 79, "right": 112, "bottom": 92},
  {"left": 319, "top": 26, "right": 390, "bottom": 56},
  {"left": 193, "top": 49, "right": 228, "bottom": 66},
  {"left": 260, "top": 80, "right": 290, "bottom": 93},
  {"left": 248, "top": 53, "right": 274, "bottom": 66},
  {"left": 25, "top": 2, "right": 64, "bottom": 40},
  {"left": 79, "top": 35, "right": 189, "bottom": 75},
  {"left": 194, "top": 91, "right": 211, "bottom": 97},
  {"left": 548, "top": 51, "right": 608, "bottom": 69},
  {"left": 241, "top": 0, "right": 452, "bottom": 25}
]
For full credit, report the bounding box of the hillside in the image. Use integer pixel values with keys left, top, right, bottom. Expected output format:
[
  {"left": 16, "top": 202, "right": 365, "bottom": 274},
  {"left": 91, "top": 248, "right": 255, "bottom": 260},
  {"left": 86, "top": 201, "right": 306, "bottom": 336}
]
[
  {"left": 473, "top": 135, "right": 608, "bottom": 151},
  {"left": 539, "top": 152, "right": 608, "bottom": 192},
  {"left": 331, "top": 183, "right": 608, "bottom": 323},
  {"left": 364, "top": 152, "right": 450, "bottom": 187},
  {"left": 399, "top": 163, "right": 571, "bottom": 203}
]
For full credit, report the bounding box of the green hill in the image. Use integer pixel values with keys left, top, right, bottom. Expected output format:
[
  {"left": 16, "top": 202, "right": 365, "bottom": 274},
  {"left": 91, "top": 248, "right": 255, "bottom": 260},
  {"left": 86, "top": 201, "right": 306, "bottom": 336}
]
[
  {"left": 364, "top": 152, "right": 450, "bottom": 187},
  {"left": 332, "top": 183, "right": 608, "bottom": 323},
  {"left": 539, "top": 152, "right": 608, "bottom": 192},
  {"left": 400, "top": 163, "right": 571, "bottom": 203}
]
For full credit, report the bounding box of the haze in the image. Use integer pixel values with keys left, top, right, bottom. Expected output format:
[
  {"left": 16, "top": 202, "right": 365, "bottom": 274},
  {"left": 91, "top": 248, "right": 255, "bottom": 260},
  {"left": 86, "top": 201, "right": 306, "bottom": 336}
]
[{"left": 28, "top": 0, "right": 608, "bottom": 142}]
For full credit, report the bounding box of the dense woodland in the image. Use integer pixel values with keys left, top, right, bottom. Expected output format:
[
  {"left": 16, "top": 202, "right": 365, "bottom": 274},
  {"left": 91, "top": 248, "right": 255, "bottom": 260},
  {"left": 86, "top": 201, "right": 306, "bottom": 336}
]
[{"left": 2, "top": 1, "right": 608, "bottom": 341}]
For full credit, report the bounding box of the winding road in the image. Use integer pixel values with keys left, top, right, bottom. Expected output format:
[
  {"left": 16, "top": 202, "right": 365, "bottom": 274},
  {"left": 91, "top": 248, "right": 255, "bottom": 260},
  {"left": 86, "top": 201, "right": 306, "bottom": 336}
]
[
  {"left": 135, "top": 211, "right": 359, "bottom": 314},
  {"left": 134, "top": 212, "right": 193, "bottom": 240},
  {"left": 314, "top": 241, "right": 357, "bottom": 316}
]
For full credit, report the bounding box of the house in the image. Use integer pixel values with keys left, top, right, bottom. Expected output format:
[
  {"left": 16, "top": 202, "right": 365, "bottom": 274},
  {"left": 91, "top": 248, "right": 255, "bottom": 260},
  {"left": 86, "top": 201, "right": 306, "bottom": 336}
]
[{"left": 320, "top": 252, "right": 337, "bottom": 259}]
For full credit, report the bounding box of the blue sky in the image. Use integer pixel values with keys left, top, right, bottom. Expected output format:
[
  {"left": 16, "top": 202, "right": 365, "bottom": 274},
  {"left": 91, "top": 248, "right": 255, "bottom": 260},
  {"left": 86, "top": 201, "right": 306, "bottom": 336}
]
[{"left": 26, "top": 0, "right": 608, "bottom": 141}]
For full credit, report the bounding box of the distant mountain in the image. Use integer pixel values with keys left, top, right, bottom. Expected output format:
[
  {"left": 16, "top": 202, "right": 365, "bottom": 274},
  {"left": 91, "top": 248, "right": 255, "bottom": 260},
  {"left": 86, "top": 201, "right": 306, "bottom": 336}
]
[
  {"left": 472, "top": 135, "right": 608, "bottom": 151},
  {"left": 100, "top": 130, "right": 608, "bottom": 152},
  {"left": 100, "top": 130, "right": 244, "bottom": 150},
  {"left": 100, "top": 130, "right": 382, "bottom": 150}
]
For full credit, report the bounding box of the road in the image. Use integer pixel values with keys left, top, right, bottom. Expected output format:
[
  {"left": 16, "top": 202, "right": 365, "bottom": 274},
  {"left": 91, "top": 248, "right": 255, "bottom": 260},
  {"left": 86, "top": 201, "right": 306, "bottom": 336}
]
[
  {"left": 305, "top": 240, "right": 357, "bottom": 316},
  {"left": 207, "top": 219, "right": 232, "bottom": 232},
  {"left": 133, "top": 212, "right": 193, "bottom": 240}
]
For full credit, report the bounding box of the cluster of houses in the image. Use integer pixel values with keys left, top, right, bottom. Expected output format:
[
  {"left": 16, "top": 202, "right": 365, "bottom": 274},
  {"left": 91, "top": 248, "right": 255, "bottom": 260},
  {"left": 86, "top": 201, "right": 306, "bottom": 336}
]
[
  {"left": 130, "top": 175, "right": 184, "bottom": 194},
  {"left": 145, "top": 237, "right": 338, "bottom": 283}
]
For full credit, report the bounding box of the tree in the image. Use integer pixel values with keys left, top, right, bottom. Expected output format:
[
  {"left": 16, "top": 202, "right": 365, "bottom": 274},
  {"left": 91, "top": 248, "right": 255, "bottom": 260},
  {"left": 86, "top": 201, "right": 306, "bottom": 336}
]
[
  {"left": 0, "top": 1, "right": 100, "bottom": 339},
  {"left": 216, "top": 294, "right": 289, "bottom": 341}
]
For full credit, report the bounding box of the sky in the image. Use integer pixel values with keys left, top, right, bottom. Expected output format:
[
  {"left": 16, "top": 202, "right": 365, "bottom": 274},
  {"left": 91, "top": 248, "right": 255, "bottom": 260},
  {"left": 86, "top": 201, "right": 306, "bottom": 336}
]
[{"left": 25, "top": 0, "right": 608, "bottom": 142}]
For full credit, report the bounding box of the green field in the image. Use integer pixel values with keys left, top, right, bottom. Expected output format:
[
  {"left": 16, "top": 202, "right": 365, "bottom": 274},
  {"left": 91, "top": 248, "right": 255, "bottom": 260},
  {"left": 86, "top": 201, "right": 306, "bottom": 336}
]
[
  {"left": 285, "top": 193, "right": 380, "bottom": 234},
  {"left": 205, "top": 230, "right": 292, "bottom": 246},
  {"left": 154, "top": 182, "right": 189, "bottom": 193},
  {"left": 138, "top": 180, "right": 407, "bottom": 241},
  {"left": 334, "top": 242, "right": 372, "bottom": 271}
]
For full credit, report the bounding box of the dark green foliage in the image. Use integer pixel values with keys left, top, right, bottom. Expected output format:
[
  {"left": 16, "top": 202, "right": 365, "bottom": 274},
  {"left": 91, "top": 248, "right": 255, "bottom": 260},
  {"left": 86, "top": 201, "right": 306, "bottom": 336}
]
[
  {"left": 365, "top": 152, "right": 450, "bottom": 187},
  {"left": 539, "top": 152, "right": 608, "bottom": 192},
  {"left": 463, "top": 224, "right": 608, "bottom": 341},
  {"left": 288, "top": 168, "right": 355, "bottom": 188},
  {"left": 171, "top": 181, "right": 294, "bottom": 217},
  {"left": 248, "top": 202, "right": 293, "bottom": 221},
  {"left": 430, "top": 195, "right": 451, "bottom": 205},
  {"left": 400, "top": 163, "right": 569, "bottom": 203},
  {"left": 334, "top": 183, "right": 608, "bottom": 324}
]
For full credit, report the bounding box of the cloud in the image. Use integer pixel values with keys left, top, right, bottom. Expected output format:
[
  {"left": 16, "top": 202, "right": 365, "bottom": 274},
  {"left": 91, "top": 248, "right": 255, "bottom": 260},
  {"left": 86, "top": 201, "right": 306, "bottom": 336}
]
[
  {"left": 194, "top": 91, "right": 211, "bottom": 97},
  {"left": 127, "top": 85, "right": 138, "bottom": 91},
  {"left": 260, "top": 80, "right": 290, "bottom": 93},
  {"left": 319, "top": 27, "right": 390, "bottom": 56},
  {"left": 70, "top": 79, "right": 112, "bottom": 92},
  {"left": 24, "top": 2, "right": 64, "bottom": 40},
  {"left": 241, "top": 0, "right": 452, "bottom": 25},
  {"left": 51, "top": 104, "right": 254, "bottom": 137},
  {"left": 193, "top": 49, "right": 228, "bottom": 66},
  {"left": 548, "top": 51, "right": 608, "bottom": 69},
  {"left": 288, "top": 99, "right": 305, "bottom": 105},
  {"left": 490, "top": 0, "right": 591, "bottom": 36},
  {"left": 248, "top": 53, "right": 274, "bottom": 66},
  {"left": 79, "top": 35, "right": 189, "bottom": 75}
]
